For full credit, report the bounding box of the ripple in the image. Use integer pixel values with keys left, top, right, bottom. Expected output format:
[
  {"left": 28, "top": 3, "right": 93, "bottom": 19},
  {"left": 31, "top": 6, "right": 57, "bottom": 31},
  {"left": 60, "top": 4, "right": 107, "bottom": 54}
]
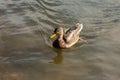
[
  {"left": 40, "top": 0, "right": 62, "bottom": 6},
  {"left": 103, "top": 5, "right": 120, "bottom": 18},
  {"left": 0, "top": 0, "right": 120, "bottom": 80}
]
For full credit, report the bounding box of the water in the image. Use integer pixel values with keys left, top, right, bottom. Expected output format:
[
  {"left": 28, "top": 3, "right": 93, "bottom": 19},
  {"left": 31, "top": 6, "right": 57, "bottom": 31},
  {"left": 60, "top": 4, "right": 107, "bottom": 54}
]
[{"left": 0, "top": 0, "right": 120, "bottom": 80}]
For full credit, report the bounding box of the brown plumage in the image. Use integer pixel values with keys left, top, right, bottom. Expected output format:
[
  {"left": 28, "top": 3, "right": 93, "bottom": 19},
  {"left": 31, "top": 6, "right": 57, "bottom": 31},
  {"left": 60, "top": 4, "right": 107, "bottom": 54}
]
[{"left": 50, "top": 23, "right": 86, "bottom": 48}]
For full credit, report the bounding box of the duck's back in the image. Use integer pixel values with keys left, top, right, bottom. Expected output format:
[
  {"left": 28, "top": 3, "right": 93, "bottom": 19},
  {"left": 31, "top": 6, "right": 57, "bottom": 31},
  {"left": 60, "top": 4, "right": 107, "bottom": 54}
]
[{"left": 64, "top": 26, "right": 80, "bottom": 42}]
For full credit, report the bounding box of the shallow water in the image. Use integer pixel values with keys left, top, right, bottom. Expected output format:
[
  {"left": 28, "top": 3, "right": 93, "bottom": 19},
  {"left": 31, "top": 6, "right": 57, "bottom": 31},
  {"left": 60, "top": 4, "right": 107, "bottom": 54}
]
[{"left": 0, "top": 0, "right": 120, "bottom": 80}]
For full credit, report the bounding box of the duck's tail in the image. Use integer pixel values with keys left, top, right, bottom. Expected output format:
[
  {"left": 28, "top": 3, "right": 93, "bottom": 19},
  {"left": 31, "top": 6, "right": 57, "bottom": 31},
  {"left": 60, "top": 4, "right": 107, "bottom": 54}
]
[
  {"left": 79, "top": 23, "right": 83, "bottom": 33},
  {"left": 76, "top": 23, "right": 83, "bottom": 34}
]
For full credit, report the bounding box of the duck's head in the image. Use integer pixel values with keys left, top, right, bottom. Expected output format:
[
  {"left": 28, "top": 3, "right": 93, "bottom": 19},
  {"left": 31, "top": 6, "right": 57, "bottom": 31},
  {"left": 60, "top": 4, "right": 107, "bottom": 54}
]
[{"left": 50, "top": 27, "right": 64, "bottom": 39}]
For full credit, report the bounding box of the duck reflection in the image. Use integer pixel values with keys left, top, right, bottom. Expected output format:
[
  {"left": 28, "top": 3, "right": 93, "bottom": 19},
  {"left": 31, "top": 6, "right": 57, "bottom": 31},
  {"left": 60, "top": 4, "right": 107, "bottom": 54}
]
[{"left": 50, "top": 49, "right": 63, "bottom": 64}]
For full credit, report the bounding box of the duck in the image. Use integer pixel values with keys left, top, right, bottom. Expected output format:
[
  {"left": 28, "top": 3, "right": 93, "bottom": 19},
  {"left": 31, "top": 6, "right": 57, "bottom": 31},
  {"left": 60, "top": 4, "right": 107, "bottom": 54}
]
[{"left": 50, "top": 23, "right": 87, "bottom": 48}]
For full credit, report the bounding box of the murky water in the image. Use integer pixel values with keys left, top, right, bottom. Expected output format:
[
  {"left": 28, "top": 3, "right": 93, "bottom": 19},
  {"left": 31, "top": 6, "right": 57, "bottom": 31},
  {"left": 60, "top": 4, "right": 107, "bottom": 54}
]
[{"left": 0, "top": 0, "right": 120, "bottom": 80}]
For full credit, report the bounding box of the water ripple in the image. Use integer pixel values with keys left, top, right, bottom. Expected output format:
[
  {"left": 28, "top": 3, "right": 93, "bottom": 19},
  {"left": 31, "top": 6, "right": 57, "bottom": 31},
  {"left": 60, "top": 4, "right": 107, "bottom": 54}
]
[{"left": 0, "top": 0, "right": 120, "bottom": 80}]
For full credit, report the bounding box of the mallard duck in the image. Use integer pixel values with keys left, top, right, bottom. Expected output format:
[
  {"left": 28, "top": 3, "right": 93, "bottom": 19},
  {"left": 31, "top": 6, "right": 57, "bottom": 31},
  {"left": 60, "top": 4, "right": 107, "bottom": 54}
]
[{"left": 50, "top": 23, "right": 86, "bottom": 48}]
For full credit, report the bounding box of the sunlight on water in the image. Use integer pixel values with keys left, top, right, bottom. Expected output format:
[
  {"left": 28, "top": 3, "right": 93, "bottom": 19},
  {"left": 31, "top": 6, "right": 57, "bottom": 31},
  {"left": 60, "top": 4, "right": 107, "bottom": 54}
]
[{"left": 0, "top": 0, "right": 120, "bottom": 80}]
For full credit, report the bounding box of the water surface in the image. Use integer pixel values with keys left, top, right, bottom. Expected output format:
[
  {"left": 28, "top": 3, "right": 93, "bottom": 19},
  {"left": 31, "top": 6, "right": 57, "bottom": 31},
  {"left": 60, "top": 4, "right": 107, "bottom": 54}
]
[{"left": 0, "top": 0, "right": 120, "bottom": 80}]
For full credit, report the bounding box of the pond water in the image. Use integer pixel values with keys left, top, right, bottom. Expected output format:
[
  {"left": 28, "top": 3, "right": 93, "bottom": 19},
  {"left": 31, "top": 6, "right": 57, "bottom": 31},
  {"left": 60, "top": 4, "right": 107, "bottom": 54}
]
[{"left": 0, "top": 0, "right": 120, "bottom": 80}]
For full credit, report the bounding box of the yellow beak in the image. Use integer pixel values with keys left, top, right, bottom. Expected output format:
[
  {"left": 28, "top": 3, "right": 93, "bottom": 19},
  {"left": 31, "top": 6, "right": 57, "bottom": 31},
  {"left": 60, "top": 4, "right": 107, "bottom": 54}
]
[{"left": 50, "top": 33, "right": 56, "bottom": 39}]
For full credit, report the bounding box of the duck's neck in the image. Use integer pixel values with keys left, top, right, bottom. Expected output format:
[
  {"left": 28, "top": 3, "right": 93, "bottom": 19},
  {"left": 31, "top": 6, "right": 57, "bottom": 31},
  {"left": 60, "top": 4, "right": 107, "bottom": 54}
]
[
  {"left": 58, "top": 34, "right": 64, "bottom": 40},
  {"left": 58, "top": 34, "right": 66, "bottom": 48}
]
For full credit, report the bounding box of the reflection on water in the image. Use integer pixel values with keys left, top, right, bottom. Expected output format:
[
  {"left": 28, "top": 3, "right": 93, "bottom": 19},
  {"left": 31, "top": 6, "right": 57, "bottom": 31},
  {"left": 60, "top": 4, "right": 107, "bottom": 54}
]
[
  {"left": 0, "top": 0, "right": 120, "bottom": 80},
  {"left": 50, "top": 49, "right": 63, "bottom": 64}
]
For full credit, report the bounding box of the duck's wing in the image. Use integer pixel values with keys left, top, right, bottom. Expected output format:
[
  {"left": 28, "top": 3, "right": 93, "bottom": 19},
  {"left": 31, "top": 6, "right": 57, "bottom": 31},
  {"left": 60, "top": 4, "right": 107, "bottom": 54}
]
[
  {"left": 64, "top": 26, "right": 78, "bottom": 43},
  {"left": 64, "top": 23, "right": 83, "bottom": 43}
]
